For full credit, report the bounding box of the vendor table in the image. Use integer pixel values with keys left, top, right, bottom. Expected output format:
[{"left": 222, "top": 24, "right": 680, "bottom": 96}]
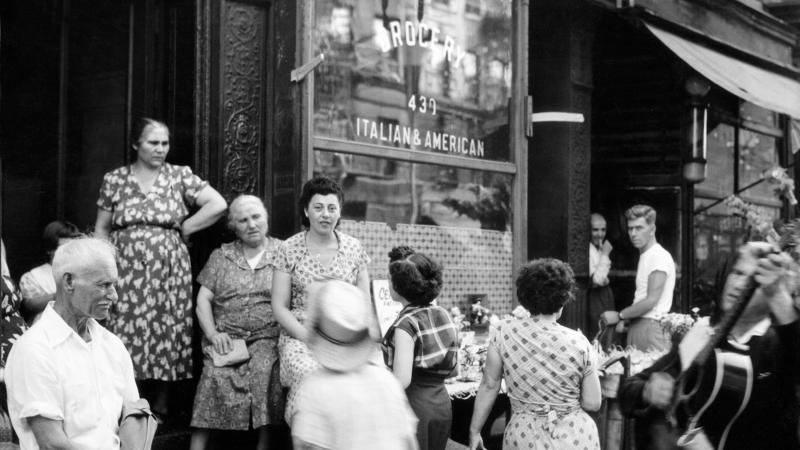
[{"left": 447, "top": 380, "right": 509, "bottom": 450}]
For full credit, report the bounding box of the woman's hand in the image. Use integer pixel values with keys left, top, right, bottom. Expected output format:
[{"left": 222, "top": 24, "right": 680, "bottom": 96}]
[
  {"left": 643, "top": 372, "right": 675, "bottom": 410},
  {"left": 468, "top": 431, "right": 486, "bottom": 450},
  {"left": 210, "top": 332, "right": 233, "bottom": 355},
  {"left": 179, "top": 223, "right": 192, "bottom": 247}
]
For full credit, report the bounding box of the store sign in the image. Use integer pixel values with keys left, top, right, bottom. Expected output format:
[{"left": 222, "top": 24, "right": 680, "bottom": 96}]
[
  {"left": 313, "top": 0, "right": 512, "bottom": 162},
  {"left": 355, "top": 116, "right": 485, "bottom": 157}
]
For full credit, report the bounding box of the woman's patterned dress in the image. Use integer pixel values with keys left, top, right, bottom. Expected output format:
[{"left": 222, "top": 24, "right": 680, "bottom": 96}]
[
  {"left": 97, "top": 163, "right": 208, "bottom": 380},
  {"left": 273, "top": 230, "right": 369, "bottom": 423},
  {"left": 0, "top": 276, "right": 26, "bottom": 366},
  {"left": 492, "top": 317, "right": 600, "bottom": 450},
  {"left": 191, "top": 239, "right": 282, "bottom": 429}
]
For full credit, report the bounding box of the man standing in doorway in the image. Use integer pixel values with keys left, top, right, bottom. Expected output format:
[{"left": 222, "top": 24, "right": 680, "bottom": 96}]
[
  {"left": 588, "top": 213, "right": 615, "bottom": 345},
  {"left": 603, "top": 204, "right": 675, "bottom": 351}
]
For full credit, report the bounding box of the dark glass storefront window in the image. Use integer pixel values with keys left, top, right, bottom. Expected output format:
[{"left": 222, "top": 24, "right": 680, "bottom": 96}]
[
  {"left": 312, "top": 0, "right": 512, "bottom": 162},
  {"left": 692, "top": 102, "right": 785, "bottom": 316},
  {"left": 314, "top": 150, "right": 514, "bottom": 314}
]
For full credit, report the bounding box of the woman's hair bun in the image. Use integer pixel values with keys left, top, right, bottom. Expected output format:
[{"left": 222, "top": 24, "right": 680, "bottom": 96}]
[{"left": 388, "top": 245, "right": 415, "bottom": 262}]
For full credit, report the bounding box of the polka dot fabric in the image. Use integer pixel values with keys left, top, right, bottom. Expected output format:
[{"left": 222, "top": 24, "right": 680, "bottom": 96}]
[
  {"left": 491, "top": 317, "right": 600, "bottom": 449},
  {"left": 338, "top": 220, "right": 513, "bottom": 315}
]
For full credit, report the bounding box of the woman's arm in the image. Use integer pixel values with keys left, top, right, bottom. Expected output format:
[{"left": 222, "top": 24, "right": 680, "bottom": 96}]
[
  {"left": 181, "top": 186, "right": 227, "bottom": 238},
  {"left": 580, "top": 366, "right": 602, "bottom": 412},
  {"left": 391, "top": 330, "right": 415, "bottom": 388},
  {"left": 468, "top": 344, "right": 503, "bottom": 450},
  {"left": 94, "top": 209, "right": 113, "bottom": 239},
  {"left": 356, "top": 265, "right": 371, "bottom": 297},
  {"left": 195, "top": 286, "right": 232, "bottom": 354},
  {"left": 272, "top": 269, "right": 308, "bottom": 341}
]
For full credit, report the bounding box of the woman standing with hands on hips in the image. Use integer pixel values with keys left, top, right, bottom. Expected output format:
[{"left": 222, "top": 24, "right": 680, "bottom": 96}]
[
  {"left": 271, "top": 176, "right": 371, "bottom": 425},
  {"left": 95, "top": 118, "right": 227, "bottom": 419}
]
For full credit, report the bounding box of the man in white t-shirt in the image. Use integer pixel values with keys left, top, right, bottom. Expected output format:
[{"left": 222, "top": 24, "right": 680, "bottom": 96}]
[{"left": 602, "top": 204, "right": 675, "bottom": 351}]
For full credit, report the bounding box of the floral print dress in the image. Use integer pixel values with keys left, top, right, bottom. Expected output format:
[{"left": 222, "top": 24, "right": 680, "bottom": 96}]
[
  {"left": 191, "top": 240, "right": 282, "bottom": 430},
  {"left": 273, "top": 230, "right": 370, "bottom": 423},
  {"left": 97, "top": 163, "right": 208, "bottom": 381},
  {"left": 0, "top": 276, "right": 26, "bottom": 366},
  {"left": 492, "top": 317, "right": 600, "bottom": 450}
]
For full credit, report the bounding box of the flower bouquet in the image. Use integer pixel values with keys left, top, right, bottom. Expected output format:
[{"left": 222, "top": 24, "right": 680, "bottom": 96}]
[
  {"left": 659, "top": 312, "right": 696, "bottom": 342},
  {"left": 458, "top": 342, "right": 487, "bottom": 382},
  {"left": 763, "top": 166, "right": 797, "bottom": 205}
]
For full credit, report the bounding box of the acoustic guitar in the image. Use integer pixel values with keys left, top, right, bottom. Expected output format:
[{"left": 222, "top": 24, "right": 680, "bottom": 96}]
[
  {"left": 669, "top": 273, "right": 760, "bottom": 450},
  {"left": 671, "top": 195, "right": 792, "bottom": 449}
]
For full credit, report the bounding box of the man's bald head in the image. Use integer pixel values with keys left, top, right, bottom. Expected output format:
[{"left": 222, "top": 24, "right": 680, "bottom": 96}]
[{"left": 591, "top": 213, "right": 607, "bottom": 247}]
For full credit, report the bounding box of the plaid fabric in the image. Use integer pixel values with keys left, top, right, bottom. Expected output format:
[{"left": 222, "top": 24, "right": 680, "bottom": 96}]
[{"left": 382, "top": 304, "right": 459, "bottom": 377}]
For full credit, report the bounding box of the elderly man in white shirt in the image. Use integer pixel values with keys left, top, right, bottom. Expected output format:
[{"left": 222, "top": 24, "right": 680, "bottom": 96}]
[{"left": 6, "top": 237, "right": 140, "bottom": 450}]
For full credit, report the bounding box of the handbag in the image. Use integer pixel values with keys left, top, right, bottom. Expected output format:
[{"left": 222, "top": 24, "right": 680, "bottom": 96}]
[
  {"left": 118, "top": 398, "right": 157, "bottom": 450},
  {"left": 204, "top": 339, "right": 250, "bottom": 367}
]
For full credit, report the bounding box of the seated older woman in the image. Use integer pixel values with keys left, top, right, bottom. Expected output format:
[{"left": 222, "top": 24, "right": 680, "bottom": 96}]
[
  {"left": 19, "top": 220, "right": 81, "bottom": 321},
  {"left": 468, "top": 258, "right": 601, "bottom": 450},
  {"left": 190, "top": 195, "right": 282, "bottom": 450}
]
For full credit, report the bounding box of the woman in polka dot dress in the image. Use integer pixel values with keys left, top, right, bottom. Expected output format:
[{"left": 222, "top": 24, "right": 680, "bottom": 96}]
[
  {"left": 271, "top": 176, "right": 371, "bottom": 425},
  {"left": 468, "top": 258, "right": 601, "bottom": 450}
]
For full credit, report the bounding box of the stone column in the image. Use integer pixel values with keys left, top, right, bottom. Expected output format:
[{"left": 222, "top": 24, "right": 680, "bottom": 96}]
[{"left": 528, "top": 0, "right": 599, "bottom": 332}]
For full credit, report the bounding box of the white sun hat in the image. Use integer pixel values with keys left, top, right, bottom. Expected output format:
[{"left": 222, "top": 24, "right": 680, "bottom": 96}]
[{"left": 306, "top": 280, "right": 376, "bottom": 372}]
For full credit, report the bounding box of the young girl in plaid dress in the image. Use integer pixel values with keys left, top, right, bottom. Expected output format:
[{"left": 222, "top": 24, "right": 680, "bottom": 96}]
[{"left": 382, "top": 246, "right": 459, "bottom": 450}]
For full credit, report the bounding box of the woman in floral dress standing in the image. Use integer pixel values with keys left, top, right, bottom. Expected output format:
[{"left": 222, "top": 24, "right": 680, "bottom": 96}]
[
  {"left": 95, "top": 118, "right": 227, "bottom": 418},
  {"left": 271, "top": 176, "right": 371, "bottom": 425}
]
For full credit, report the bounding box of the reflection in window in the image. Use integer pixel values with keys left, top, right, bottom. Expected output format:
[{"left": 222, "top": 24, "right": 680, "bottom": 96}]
[
  {"left": 313, "top": 0, "right": 513, "bottom": 162},
  {"left": 693, "top": 103, "right": 787, "bottom": 318},
  {"left": 314, "top": 150, "right": 513, "bottom": 315},
  {"left": 738, "top": 129, "right": 777, "bottom": 203},
  {"left": 695, "top": 123, "right": 734, "bottom": 197},
  {"left": 739, "top": 101, "right": 776, "bottom": 128}
]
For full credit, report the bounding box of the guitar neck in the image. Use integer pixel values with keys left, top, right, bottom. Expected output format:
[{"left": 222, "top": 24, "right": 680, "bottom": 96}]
[{"left": 692, "top": 276, "right": 759, "bottom": 367}]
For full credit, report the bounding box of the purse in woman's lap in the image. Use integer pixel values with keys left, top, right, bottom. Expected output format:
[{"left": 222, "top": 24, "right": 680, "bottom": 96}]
[{"left": 203, "top": 339, "right": 250, "bottom": 367}]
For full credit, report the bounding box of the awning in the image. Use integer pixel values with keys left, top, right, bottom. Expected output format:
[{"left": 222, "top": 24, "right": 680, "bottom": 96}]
[{"left": 646, "top": 23, "right": 800, "bottom": 119}]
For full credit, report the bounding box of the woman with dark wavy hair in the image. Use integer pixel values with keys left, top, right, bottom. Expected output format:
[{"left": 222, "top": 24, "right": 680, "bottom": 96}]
[
  {"left": 271, "top": 176, "right": 371, "bottom": 425},
  {"left": 468, "top": 258, "right": 601, "bottom": 450},
  {"left": 381, "top": 246, "right": 458, "bottom": 450}
]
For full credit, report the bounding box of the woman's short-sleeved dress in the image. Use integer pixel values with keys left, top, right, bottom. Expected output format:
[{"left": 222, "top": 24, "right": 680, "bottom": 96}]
[
  {"left": 191, "top": 239, "right": 282, "bottom": 430},
  {"left": 97, "top": 163, "right": 208, "bottom": 381},
  {"left": 273, "top": 230, "right": 370, "bottom": 423},
  {"left": 492, "top": 317, "right": 600, "bottom": 450},
  {"left": 0, "top": 276, "right": 26, "bottom": 366}
]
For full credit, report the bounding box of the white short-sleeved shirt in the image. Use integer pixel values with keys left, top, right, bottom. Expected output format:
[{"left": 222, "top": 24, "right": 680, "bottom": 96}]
[
  {"left": 633, "top": 243, "right": 676, "bottom": 319},
  {"left": 292, "top": 363, "right": 417, "bottom": 450},
  {"left": 5, "top": 304, "right": 139, "bottom": 450}
]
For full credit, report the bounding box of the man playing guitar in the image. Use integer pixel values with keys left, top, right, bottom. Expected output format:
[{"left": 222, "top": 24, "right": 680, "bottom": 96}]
[{"left": 618, "top": 240, "right": 800, "bottom": 450}]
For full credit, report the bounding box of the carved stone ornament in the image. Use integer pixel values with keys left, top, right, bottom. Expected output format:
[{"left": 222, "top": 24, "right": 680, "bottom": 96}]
[{"left": 222, "top": 3, "right": 264, "bottom": 198}]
